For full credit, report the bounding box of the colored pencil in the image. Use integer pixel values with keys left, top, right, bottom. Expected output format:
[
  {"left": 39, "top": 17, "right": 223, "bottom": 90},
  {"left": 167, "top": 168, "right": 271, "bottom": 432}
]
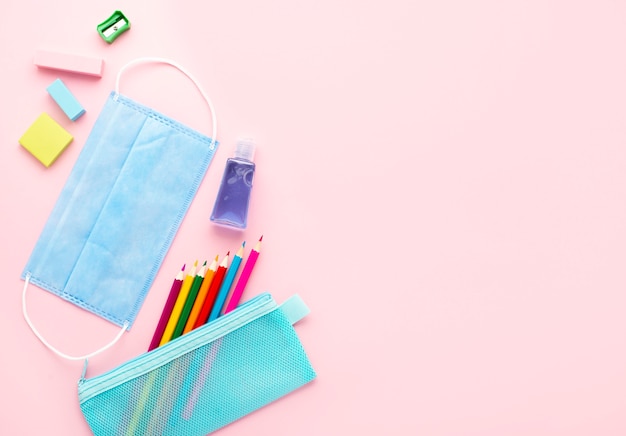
[
  {"left": 128, "top": 261, "right": 193, "bottom": 434},
  {"left": 182, "top": 337, "right": 223, "bottom": 420},
  {"left": 208, "top": 242, "right": 245, "bottom": 322},
  {"left": 147, "top": 264, "right": 185, "bottom": 351},
  {"left": 171, "top": 260, "right": 206, "bottom": 340},
  {"left": 159, "top": 260, "right": 197, "bottom": 346},
  {"left": 193, "top": 253, "right": 229, "bottom": 328},
  {"left": 183, "top": 255, "right": 218, "bottom": 334},
  {"left": 224, "top": 236, "right": 262, "bottom": 314}
]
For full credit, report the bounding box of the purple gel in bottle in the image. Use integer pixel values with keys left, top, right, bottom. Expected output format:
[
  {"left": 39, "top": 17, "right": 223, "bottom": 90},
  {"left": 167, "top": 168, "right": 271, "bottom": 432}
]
[{"left": 210, "top": 139, "right": 256, "bottom": 229}]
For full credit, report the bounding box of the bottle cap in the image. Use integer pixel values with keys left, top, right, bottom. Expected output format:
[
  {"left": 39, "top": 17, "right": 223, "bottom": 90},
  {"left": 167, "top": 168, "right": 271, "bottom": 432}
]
[{"left": 234, "top": 138, "right": 255, "bottom": 162}]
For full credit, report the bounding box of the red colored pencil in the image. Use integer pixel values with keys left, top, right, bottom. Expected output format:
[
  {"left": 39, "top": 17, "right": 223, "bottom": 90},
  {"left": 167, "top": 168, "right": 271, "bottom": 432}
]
[
  {"left": 148, "top": 264, "right": 185, "bottom": 351},
  {"left": 193, "top": 252, "right": 229, "bottom": 329}
]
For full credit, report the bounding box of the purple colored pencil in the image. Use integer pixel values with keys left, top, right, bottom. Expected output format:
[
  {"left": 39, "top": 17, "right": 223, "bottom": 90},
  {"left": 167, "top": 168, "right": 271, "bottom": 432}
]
[{"left": 148, "top": 264, "right": 185, "bottom": 351}]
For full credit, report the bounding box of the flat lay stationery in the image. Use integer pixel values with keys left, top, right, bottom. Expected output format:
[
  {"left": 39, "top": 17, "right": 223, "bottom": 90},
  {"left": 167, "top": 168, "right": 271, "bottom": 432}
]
[{"left": 17, "top": 51, "right": 315, "bottom": 436}]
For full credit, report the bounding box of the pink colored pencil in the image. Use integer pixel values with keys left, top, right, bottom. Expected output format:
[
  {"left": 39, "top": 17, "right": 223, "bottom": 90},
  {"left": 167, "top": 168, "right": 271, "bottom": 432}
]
[
  {"left": 224, "top": 236, "right": 262, "bottom": 314},
  {"left": 148, "top": 264, "right": 185, "bottom": 351}
]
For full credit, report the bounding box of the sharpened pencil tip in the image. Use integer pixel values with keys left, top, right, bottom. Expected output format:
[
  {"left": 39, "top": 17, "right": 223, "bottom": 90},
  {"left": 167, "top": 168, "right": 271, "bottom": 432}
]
[
  {"left": 214, "top": 254, "right": 219, "bottom": 261},
  {"left": 182, "top": 264, "right": 186, "bottom": 271},
  {"left": 259, "top": 235, "right": 263, "bottom": 241},
  {"left": 242, "top": 241, "right": 246, "bottom": 247}
]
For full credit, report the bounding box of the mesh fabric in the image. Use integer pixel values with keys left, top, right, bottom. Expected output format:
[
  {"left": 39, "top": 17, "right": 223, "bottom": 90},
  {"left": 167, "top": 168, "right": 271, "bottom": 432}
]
[{"left": 79, "top": 308, "right": 315, "bottom": 435}]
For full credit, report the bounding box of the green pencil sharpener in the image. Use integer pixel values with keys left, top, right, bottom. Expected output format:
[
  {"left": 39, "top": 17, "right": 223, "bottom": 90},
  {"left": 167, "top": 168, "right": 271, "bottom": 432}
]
[{"left": 97, "top": 10, "right": 130, "bottom": 43}]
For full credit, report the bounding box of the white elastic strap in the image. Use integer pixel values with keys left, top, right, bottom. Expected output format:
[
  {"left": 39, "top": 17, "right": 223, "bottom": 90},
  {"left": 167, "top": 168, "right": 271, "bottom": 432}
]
[
  {"left": 115, "top": 57, "right": 217, "bottom": 149},
  {"left": 22, "top": 274, "right": 128, "bottom": 361}
]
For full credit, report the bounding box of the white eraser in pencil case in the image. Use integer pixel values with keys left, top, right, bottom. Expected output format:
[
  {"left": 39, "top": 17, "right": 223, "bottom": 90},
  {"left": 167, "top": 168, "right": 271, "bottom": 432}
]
[{"left": 34, "top": 49, "right": 104, "bottom": 78}]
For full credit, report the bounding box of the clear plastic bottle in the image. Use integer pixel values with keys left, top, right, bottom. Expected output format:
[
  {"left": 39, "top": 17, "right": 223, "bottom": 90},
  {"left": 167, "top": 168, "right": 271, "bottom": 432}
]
[{"left": 210, "top": 138, "right": 256, "bottom": 229}]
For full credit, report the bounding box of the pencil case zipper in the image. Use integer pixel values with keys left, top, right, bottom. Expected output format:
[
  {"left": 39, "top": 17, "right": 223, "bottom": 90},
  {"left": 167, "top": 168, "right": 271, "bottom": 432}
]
[{"left": 78, "top": 292, "right": 276, "bottom": 403}]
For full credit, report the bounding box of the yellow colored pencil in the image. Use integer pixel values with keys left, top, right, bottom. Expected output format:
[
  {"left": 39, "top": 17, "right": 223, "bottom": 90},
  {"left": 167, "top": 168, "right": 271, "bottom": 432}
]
[
  {"left": 159, "top": 260, "right": 197, "bottom": 346},
  {"left": 183, "top": 255, "right": 218, "bottom": 335},
  {"left": 171, "top": 261, "right": 206, "bottom": 341}
]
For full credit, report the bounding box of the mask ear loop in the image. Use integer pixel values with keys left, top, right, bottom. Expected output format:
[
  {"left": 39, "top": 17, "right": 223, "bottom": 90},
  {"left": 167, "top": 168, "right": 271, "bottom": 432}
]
[
  {"left": 114, "top": 57, "right": 217, "bottom": 150},
  {"left": 22, "top": 273, "right": 128, "bottom": 361},
  {"left": 22, "top": 58, "right": 217, "bottom": 362}
]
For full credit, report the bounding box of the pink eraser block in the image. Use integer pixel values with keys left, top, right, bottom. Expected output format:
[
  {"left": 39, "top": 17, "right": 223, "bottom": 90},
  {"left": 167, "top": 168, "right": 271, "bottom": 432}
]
[{"left": 34, "top": 49, "right": 104, "bottom": 77}]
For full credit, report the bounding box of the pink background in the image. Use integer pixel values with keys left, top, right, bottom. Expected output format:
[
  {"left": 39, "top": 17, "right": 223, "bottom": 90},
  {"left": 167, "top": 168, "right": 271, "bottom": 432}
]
[{"left": 2, "top": 1, "right": 626, "bottom": 434}]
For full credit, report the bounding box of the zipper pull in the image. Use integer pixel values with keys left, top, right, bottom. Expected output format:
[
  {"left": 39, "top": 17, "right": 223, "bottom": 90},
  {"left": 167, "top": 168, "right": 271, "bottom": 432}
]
[{"left": 78, "top": 358, "right": 89, "bottom": 385}]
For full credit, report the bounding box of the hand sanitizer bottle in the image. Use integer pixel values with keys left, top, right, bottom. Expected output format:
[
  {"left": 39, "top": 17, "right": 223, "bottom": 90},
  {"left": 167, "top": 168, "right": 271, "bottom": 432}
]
[{"left": 210, "top": 138, "right": 256, "bottom": 229}]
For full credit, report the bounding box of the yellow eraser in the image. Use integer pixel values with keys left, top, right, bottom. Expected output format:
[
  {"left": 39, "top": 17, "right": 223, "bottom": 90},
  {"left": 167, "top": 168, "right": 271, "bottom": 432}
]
[{"left": 19, "top": 113, "right": 73, "bottom": 167}]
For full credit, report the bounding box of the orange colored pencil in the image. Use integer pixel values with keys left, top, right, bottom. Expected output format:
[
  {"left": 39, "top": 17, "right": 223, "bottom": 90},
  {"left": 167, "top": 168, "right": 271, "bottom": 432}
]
[
  {"left": 193, "top": 252, "right": 229, "bottom": 329},
  {"left": 183, "top": 255, "right": 219, "bottom": 334}
]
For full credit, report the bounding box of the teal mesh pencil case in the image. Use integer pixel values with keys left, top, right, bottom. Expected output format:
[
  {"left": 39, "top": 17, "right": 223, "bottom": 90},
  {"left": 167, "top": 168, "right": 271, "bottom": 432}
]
[{"left": 78, "top": 293, "right": 316, "bottom": 435}]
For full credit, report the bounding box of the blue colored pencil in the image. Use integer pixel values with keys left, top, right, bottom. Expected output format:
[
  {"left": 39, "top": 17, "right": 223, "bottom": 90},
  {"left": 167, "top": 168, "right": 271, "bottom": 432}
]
[{"left": 208, "top": 242, "right": 245, "bottom": 321}]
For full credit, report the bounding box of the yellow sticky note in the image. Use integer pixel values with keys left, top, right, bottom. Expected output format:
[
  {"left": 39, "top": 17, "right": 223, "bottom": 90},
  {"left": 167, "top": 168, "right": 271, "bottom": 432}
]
[{"left": 19, "top": 113, "right": 73, "bottom": 167}]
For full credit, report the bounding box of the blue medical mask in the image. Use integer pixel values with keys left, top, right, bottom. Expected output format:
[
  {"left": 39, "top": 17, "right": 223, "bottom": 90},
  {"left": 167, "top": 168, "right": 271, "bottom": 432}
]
[{"left": 21, "top": 58, "right": 218, "bottom": 359}]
